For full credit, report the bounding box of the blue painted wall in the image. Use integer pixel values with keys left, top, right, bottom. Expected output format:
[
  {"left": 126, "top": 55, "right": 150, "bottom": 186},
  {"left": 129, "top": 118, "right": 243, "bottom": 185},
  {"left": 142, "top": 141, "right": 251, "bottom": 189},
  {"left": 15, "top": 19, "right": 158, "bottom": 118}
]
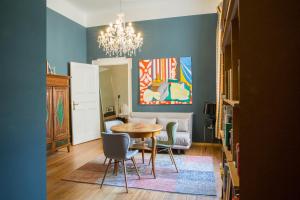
[
  {"left": 0, "top": 0, "right": 46, "bottom": 199},
  {"left": 47, "top": 8, "right": 87, "bottom": 75},
  {"left": 87, "top": 14, "right": 217, "bottom": 142}
]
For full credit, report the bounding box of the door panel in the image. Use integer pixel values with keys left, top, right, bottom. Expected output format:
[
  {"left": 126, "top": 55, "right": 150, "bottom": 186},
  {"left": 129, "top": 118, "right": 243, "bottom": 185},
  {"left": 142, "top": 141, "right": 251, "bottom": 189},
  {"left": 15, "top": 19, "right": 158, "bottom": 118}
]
[
  {"left": 46, "top": 87, "right": 53, "bottom": 144},
  {"left": 53, "top": 87, "right": 69, "bottom": 141},
  {"left": 70, "top": 62, "right": 101, "bottom": 145}
]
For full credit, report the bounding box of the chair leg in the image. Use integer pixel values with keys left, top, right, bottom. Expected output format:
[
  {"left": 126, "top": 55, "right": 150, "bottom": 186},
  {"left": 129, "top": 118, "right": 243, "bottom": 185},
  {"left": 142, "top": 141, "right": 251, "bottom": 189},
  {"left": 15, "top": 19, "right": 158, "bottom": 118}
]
[
  {"left": 100, "top": 158, "right": 112, "bottom": 189},
  {"left": 131, "top": 157, "right": 141, "bottom": 179},
  {"left": 142, "top": 150, "right": 145, "bottom": 164},
  {"left": 167, "top": 148, "right": 175, "bottom": 165},
  {"left": 148, "top": 154, "right": 152, "bottom": 166},
  {"left": 103, "top": 157, "right": 107, "bottom": 165},
  {"left": 141, "top": 138, "right": 145, "bottom": 164},
  {"left": 113, "top": 160, "right": 119, "bottom": 176},
  {"left": 169, "top": 148, "right": 179, "bottom": 173},
  {"left": 122, "top": 160, "right": 128, "bottom": 193}
]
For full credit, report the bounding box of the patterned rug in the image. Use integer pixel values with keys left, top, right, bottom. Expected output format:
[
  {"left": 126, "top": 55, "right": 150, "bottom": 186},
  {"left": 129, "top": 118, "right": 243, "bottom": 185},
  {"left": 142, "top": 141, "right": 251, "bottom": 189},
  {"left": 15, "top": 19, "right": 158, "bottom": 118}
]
[{"left": 63, "top": 154, "right": 217, "bottom": 196}]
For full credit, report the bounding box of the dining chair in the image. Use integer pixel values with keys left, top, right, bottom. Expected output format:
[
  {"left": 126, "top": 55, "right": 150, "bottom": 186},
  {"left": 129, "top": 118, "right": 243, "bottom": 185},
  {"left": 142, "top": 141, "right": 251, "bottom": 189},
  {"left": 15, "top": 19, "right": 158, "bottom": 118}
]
[
  {"left": 104, "top": 120, "right": 124, "bottom": 133},
  {"left": 149, "top": 122, "right": 179, "bottom": 172},
  {"left": 103, "top": 120, "right": 124, "bottom": 164},
  {"left": 100, "top": 132, "right": 140, "bottom": 193},
  {"left": 103, "top": 120, "right": 145, "bottom": 164}
]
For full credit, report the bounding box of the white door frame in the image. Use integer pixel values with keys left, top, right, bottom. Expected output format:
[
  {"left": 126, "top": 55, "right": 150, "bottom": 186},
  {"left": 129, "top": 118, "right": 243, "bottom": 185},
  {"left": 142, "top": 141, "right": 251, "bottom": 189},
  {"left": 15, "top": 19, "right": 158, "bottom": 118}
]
[{"left": 92, "top": 57, "right": 132, "bottom": 114}]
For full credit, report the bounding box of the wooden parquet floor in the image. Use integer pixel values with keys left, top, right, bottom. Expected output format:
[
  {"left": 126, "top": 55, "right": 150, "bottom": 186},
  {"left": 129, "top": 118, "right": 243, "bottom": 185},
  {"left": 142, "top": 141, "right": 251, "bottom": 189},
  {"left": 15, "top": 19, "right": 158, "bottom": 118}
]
[{"left": 47, "top": 139, "right": 222, "bottom": 200}]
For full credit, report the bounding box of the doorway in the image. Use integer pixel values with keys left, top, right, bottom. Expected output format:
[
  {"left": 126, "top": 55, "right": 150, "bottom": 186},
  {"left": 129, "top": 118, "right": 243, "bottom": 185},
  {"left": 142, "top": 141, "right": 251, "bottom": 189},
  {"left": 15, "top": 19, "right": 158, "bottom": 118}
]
[{"left": 92, "top": 57, "right": 132, "bottom": 125}]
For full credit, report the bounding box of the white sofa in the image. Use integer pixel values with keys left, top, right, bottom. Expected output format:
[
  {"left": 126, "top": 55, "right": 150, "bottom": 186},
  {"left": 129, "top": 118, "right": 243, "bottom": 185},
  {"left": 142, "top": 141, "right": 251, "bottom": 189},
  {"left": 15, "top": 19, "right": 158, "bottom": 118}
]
[{"left": 129, "top": 112, "right": 193, "bottom": 151}]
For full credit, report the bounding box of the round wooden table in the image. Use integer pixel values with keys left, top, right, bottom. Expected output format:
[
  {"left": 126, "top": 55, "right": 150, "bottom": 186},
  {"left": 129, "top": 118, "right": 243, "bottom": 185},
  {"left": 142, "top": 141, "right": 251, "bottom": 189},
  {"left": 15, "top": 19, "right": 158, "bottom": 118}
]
[{"left": 111, "top": 123, "right": 163, "bottom": 178}]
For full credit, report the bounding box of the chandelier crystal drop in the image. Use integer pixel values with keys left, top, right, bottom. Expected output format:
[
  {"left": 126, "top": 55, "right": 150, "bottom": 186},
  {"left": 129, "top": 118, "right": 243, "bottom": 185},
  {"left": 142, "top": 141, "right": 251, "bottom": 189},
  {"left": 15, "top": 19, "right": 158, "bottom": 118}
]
[{"left": 97, "top": 13, "right": 143, "bottom": 57}]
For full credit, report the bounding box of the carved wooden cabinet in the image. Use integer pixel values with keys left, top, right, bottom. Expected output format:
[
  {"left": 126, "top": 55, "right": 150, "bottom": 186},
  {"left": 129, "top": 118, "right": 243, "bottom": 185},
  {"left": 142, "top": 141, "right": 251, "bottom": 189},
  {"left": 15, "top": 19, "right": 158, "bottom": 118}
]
[{"left": 46, "top": 74, "right": 71, "bottom": 153}]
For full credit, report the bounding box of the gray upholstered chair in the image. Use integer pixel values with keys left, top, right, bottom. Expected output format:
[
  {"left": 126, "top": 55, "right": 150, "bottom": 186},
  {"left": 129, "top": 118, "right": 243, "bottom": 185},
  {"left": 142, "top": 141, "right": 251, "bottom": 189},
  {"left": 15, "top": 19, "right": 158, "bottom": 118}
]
[
  {"left": 103, "top": 120, "right": 124, "bottom": 164},
  {"left": 100, "top": 132, "right": 140, "bottom": 193},
  {"left": 104, "top": 120, "right": 124, "bottom": 133},
  {"left": 104, "top": 120, "right": 145, "bottom": 164},
  {"left": 149, "top": 122, "right": 179, "bottom": 172}
]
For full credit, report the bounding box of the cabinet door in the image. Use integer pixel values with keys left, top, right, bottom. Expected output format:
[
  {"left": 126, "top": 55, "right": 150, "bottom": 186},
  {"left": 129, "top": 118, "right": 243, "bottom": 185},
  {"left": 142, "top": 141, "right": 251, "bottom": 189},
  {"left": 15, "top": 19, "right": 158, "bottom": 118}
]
[
  {"left": 53, "top": 87, "right": 69, "bottom": 141},
  {"left": 46, "top": 87, "right": 53, "bottom": 144}
]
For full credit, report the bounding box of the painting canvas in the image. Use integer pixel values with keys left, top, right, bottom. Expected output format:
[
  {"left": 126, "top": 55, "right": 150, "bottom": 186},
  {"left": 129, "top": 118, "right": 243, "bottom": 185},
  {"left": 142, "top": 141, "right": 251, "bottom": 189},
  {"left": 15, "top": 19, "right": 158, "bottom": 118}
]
[{"left": 139, "top": 57, "right": 192, "bottom": 105}]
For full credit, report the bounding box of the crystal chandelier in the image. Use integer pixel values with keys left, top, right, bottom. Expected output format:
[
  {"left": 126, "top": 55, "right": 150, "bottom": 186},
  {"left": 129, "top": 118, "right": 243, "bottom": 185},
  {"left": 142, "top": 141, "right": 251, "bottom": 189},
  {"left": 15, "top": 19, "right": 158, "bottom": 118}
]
[{"left": 97, "top": 1, "right": 143, "bottom": 57}]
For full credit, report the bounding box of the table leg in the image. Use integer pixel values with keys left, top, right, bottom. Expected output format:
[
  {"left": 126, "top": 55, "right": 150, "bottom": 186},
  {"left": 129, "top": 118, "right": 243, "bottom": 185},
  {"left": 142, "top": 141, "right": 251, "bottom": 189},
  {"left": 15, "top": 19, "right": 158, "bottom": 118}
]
[
  {"left": 113, "top": 160, "right": 119, "bottom": 176},
  {"left": 151, "top": 136, "right": 157, "bottom": 178},
  {"left": 141, "top": 138, "right": 145, "bottom": 164}
]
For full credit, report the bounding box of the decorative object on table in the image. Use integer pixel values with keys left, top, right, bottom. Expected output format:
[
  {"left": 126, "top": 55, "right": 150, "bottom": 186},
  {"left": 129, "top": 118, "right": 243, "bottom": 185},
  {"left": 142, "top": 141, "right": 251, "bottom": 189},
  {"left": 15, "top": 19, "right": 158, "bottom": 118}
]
[
  {"left": 139, "top": 57, "right": 192, "bottom": 105},
  {"left": 63, "top": 154, "right": 217, "bottom": 196},
  {"left": 203, "top": 102, "right": 216, "bottom": 142},
  {"left": 106, "top": 106, "right": 114, "bottom": 112},
  {"left": 120, "top": 103, "right": 129, "bottom": 115},
  {"left": 97, "top": 0, "right": 143, "bottom": 57}
]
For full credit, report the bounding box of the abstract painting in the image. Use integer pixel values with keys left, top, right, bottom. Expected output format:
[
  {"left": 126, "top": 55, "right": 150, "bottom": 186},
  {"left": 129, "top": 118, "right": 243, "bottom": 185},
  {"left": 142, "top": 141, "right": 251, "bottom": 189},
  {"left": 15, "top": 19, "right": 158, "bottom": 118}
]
[{"left": 139, "top": 57, "right": 192, "bottom": 105}]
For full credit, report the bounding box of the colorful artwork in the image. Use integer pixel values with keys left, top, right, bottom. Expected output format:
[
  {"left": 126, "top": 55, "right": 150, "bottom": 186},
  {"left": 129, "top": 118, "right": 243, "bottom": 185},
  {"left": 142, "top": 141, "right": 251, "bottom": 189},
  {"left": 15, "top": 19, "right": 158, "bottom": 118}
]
[{"left": 139, "top": 57, "right": 192, "bottom": 105}]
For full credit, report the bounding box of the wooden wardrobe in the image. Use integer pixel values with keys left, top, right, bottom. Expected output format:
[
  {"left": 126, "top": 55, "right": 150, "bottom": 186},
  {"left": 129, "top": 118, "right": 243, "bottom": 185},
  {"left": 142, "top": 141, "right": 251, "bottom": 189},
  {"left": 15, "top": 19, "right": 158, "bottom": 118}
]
[{"left": 46, "top": 74, "right": 71, "bottom": 153}]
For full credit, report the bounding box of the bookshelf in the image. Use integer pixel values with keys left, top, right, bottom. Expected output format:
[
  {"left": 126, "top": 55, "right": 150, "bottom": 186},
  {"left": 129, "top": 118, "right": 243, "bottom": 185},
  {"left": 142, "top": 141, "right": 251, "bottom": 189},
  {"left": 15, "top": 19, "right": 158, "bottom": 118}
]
[
  {"left": 216, "top": 0, "right": 240, "bottom": 199},
  {"left": 223, "top": 99, "right": 239, "bottom": 107}
]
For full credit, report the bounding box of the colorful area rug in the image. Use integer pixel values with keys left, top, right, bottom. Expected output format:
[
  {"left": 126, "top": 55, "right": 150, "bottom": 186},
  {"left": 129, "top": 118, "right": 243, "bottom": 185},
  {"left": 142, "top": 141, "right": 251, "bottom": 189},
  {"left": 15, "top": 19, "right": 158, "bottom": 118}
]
[{"left": 63, "top": 154, "right": 217, "bottom": 196}]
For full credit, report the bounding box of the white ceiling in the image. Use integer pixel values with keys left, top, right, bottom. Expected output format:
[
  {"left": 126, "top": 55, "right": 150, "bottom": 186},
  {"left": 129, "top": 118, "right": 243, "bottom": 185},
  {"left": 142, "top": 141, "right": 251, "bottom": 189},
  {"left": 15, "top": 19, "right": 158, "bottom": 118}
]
[{"left": 47, "top": 0, "right": 220, "bottom": 27}]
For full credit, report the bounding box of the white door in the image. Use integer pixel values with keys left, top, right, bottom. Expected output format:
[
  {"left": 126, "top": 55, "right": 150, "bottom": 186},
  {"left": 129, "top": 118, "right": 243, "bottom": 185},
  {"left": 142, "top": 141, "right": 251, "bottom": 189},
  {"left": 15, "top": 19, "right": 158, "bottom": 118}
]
[{"left": 70, "top": 62, "right": 101, "bottom": 145}]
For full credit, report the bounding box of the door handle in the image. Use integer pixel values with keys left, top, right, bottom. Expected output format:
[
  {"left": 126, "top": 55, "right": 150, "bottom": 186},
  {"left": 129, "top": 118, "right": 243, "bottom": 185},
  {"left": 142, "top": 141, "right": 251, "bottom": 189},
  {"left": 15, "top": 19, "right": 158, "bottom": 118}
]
[{"left": 73, "top": 101, "right": 79, "bottom": 110}]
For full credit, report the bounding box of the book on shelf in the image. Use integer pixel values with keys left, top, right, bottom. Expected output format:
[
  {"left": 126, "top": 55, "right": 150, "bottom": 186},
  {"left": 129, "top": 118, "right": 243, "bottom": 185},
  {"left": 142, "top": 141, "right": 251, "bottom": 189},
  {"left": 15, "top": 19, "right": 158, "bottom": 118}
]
[
  {"left": 236, "top": 143, "right": 240, "bottom": 176},
  {"left": 223, "top": 105, "right": 233, "bottom": 149},
  {"left": 229, "top": 128, "right": 233, "bottom": 150},
  {"left": 223, "top": 164, "right": 229, "bottom": 195},
  {"left": 225, "top": 124, "right": 232, "bottom": 149}
]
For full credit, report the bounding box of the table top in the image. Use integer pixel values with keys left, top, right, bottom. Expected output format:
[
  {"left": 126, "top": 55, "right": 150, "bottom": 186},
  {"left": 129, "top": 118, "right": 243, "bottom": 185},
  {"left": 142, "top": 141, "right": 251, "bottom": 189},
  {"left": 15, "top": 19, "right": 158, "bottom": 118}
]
[{"left": 111, "top": 123, "right": 163, "bottom": 134}]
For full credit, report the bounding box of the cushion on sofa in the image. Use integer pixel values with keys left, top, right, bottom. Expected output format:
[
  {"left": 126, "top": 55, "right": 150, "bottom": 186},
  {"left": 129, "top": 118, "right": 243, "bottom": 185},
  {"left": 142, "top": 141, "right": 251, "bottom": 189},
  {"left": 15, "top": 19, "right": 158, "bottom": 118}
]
[
  {"left": 156, "top": 131, "right": 191, "bottom": 147},
  {"left": 157, "top": 117, "right": 189, "bottom": 132},
  {"left": 128, "top": 117, "right": 156, "bottom": 124}
]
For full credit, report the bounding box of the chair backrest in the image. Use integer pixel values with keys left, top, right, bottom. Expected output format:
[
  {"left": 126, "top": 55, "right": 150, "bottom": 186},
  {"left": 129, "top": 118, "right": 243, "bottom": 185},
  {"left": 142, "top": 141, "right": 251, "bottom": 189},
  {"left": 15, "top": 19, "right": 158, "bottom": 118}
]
[
  {"left": 104, "top": 120, "right": 124, "bottom": 133},
  {"left": 101, "top": 132, "right": 130, "bottom": 160},
  {"left": 166, "top": 122, "right": 178, "bottom": 145}
]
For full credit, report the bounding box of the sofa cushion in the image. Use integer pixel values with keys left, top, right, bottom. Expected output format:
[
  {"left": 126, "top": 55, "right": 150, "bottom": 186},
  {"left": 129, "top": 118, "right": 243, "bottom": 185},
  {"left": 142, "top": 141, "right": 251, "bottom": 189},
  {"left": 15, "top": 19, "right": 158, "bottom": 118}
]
[
  {"left": 156, "top": 131, "right": 191, "bottom": 147},
  {"left": 128, "top": 117, "right": 156, "bottom": 124},
  {"left": 157, "top": 117, "right": 189, "bottom": 132}
]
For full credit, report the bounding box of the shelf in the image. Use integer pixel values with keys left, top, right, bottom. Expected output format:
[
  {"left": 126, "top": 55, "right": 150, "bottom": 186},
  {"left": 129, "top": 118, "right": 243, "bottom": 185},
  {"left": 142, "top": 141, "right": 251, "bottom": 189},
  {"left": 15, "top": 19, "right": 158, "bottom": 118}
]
[
  {"left": 222, "top": 0, "right": 239, "bottom": 48},
  {"left": 220, "top": 130, "right": 233, "bottom": 162},
  {"left": 223, "top": 99, "right": 239, "bottom": 107},
  {"left": 228, "top": 162, "right": 240, "bottom": 190}
]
